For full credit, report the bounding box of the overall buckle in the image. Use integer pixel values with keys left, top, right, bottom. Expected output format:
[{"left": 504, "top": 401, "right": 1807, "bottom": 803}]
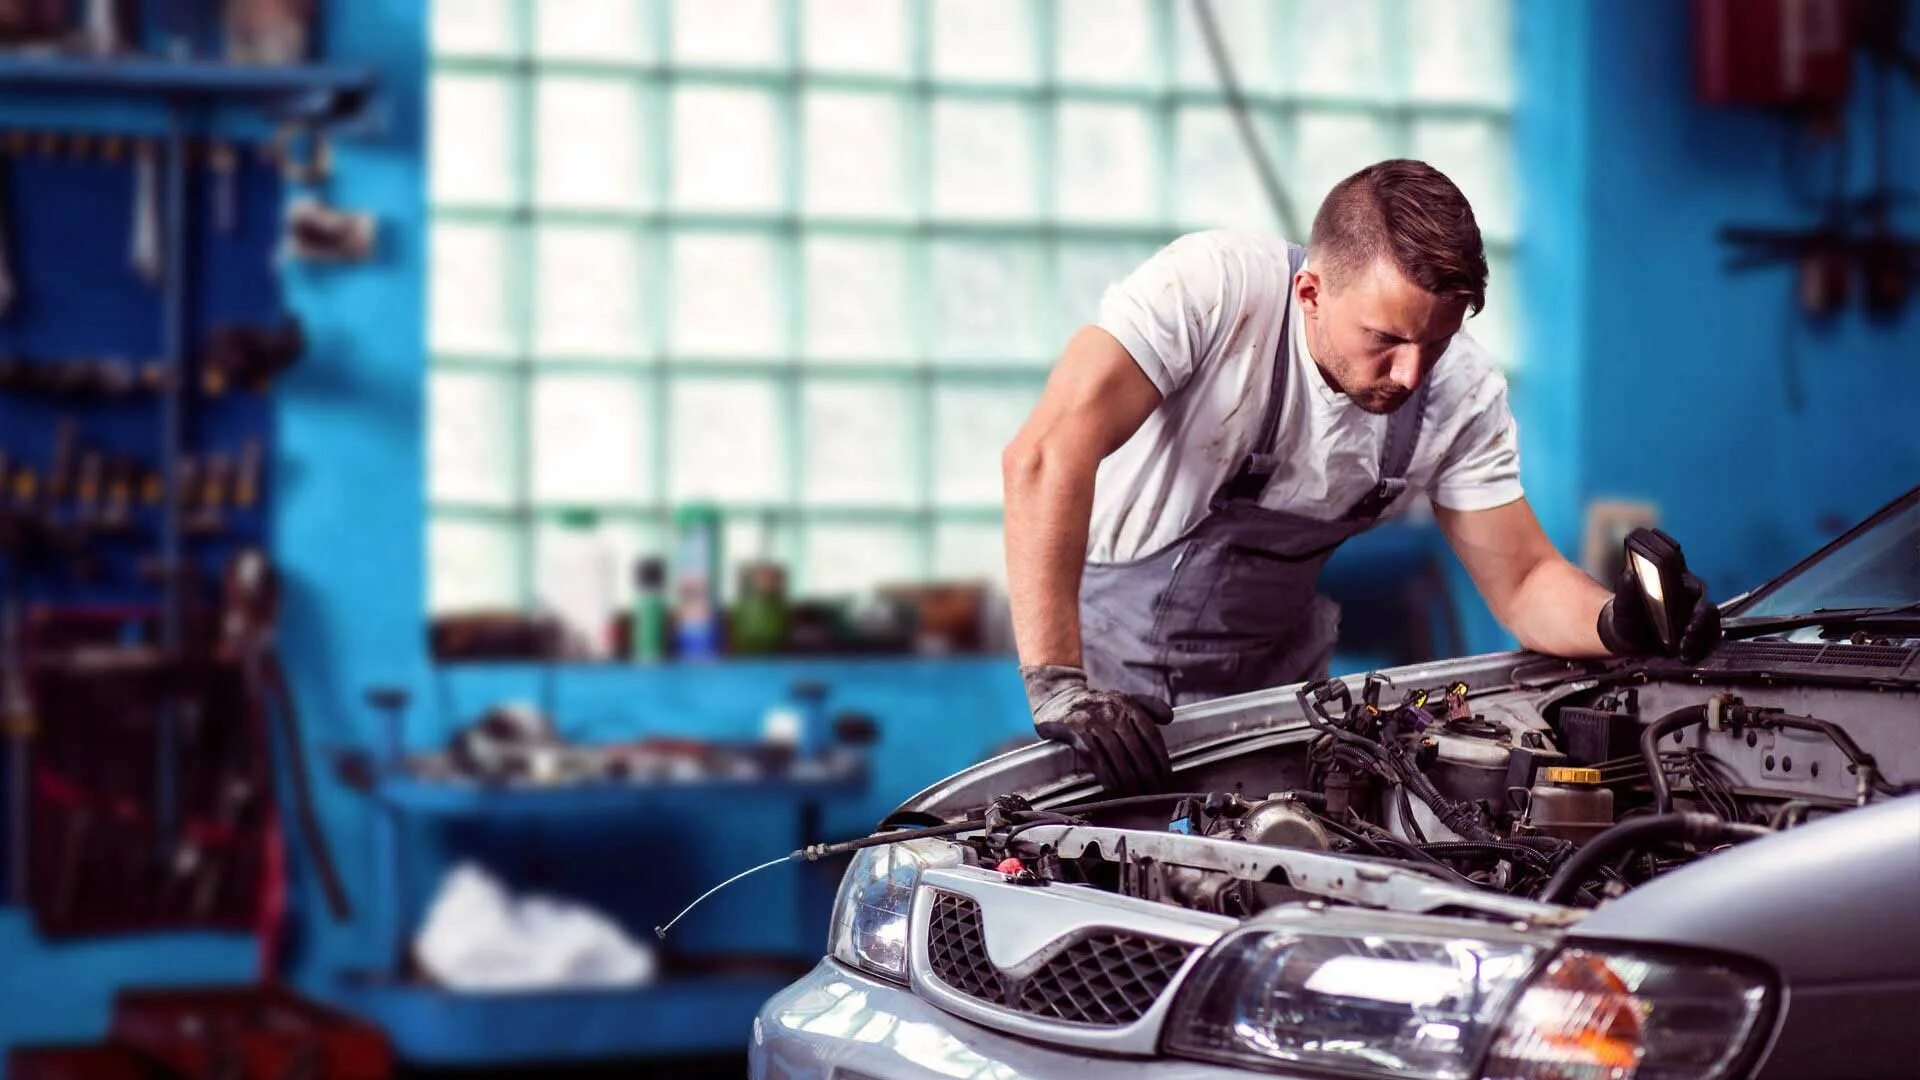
[{"left": 1347, "top": 477, "right": 1407, "bottom": 520}]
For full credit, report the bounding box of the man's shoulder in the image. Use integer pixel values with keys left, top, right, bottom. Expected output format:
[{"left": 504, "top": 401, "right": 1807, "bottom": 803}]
[
  {"left": 1429, "top": 328, "right": 1513, "bottom": 420},
  {"left": 1166, "top": 228, "right": 1300, "bottom": 263}
]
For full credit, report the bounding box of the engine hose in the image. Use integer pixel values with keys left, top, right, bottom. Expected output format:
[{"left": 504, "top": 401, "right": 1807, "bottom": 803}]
[
  {"left": 1383, "top": 735, "right": 1497, "bottom": 842},
  {"left": 1641, "top": 705, "right": 1709, "bottom": 814},
  {"left": 1539, "top": 812, "right": 1770, "bottom": 905},
  {"left": 1420, "top": 841, "right": 1558, "bottom": 872}
]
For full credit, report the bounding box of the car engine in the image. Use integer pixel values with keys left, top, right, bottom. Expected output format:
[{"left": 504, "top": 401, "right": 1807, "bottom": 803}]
[{"left": 952, "top": 664, "right": 1920, "bottom": 916}]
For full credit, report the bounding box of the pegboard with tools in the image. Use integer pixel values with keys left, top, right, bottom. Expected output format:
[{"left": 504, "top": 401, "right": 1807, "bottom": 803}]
[
  {"left": 0, "top": 127, "right": 293, "bottom": 612},
  {"left": 0, "top": 123, "right": 301, "bottom": 937}
]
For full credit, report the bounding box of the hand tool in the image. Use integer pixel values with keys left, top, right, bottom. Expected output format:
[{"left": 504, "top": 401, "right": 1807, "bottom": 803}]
[
  {"left": 208, "top": 141, "right": 238, "bottom": 235},
  {"left": 75, "top": 451, "right": 103, "bottom": 527},
  {"left": 103, "top": 457, "right": 133, "bottom": 531},
  {"left": 0, "top": 147, "right": 15, "bottom": 318},
  {"left": 234, "top": 439, "right": 262, "bottom": 511},
  {"left": 130, "top": 140, "right": 162, "bottom": 286},
  {"left": 3, "top": 600, "right": 28, "bottom": 905},
  {"left": 220, "top": 550, "right": 350, "bottom": 922},
  {"left": 46, "top": 418, "right": 75, "bottom": 505}
]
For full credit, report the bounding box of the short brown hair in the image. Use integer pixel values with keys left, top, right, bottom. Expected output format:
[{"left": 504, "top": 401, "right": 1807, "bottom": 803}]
[{"left": 1309, "top": 159, "right": 1488, "bottom": 314}]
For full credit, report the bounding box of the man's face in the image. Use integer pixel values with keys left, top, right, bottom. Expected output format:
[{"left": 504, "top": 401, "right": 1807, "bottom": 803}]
[{"left": 1295, "top": 255, "right": 1468, "bottom": 414}]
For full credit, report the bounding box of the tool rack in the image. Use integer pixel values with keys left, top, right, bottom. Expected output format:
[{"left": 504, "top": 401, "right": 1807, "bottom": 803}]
[{"left": 0, "top": 56, "right": 374, "bottom": 925}]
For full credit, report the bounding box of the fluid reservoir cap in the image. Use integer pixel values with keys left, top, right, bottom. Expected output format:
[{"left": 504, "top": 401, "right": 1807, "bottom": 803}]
[{"left": 1542, "top": 766, "right": 1603, "bottom": 786}]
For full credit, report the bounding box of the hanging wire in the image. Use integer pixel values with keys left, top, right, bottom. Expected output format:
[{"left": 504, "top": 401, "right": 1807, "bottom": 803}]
[{"left": 1189, "top": 0, "right": 1303, "bottom": 239}]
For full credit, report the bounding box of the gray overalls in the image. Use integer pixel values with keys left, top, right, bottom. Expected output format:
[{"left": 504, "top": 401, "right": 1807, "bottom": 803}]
[{"left": 1079, "top": 244, "right": 1432, "bottom": 706}]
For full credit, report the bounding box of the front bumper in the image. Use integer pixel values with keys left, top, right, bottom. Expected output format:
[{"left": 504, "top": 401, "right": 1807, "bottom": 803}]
[{"left": 750, "top": 959, "right": 1259, "bottom": 1080}]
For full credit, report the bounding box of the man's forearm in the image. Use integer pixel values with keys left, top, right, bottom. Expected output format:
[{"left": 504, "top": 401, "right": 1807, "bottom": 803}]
[
  {"left": 1505, "top": 556, "right": 1612, "bottom": 657},
  {"left": 1003, "top": 444, "right": 1097, "bottom": 668}
]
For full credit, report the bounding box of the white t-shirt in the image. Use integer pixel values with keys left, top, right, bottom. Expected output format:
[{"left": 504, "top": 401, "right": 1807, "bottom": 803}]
[{"left": 1088, "top": 229, "right": 1523, "bottom": 564}]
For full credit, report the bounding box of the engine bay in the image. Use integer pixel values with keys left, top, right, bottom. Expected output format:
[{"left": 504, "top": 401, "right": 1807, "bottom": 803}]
[{"left": 954, "top": 666, "right": 1920, "bottom": 919}]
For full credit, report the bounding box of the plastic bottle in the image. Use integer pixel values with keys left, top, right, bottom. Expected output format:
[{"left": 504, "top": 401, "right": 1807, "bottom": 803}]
[
  {"left": 630, "top": 557, "right": 668, "bottom": 663},
  {"left": 672, "top": 504, "right": 723, "bottom": 660},
  {"left": 536, "top": 508, "right": 617, "bottom": 659}
]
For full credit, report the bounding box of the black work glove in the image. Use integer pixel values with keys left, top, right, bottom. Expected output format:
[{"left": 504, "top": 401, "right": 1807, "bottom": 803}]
[
  {"left": 1022, "top": 664, "right": 1174, "bottom": 795},
  {"left": 1598, "top": 558, "right": 1721, "bottom": 662}
]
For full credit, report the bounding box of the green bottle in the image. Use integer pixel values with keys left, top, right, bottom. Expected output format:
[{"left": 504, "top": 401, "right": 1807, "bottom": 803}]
[{"left": 630, "top": 556, "right": 668, "bottom": 663}]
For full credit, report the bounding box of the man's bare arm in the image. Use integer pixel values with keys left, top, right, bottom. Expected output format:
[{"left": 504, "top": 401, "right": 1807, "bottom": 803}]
[
  {"left": 1435, "top": 498, "right": 1612, "bottom": 657},
  {"left": 1003, "top": 326, "right": 1163, "bottom": 668}
]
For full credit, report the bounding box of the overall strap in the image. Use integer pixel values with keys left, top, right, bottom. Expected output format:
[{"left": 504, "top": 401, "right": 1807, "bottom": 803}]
[
  {"left": 1342, "top": 373, "right": 1433, "bottom": 521},
  {"left": 1215, "top": 243, "right": 1308, "bottom": 504}
]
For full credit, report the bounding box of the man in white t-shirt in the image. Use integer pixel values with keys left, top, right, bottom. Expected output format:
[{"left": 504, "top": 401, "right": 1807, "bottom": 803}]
[{"left": 1003, "top": 160, "right": 1719, "bottom": 794}]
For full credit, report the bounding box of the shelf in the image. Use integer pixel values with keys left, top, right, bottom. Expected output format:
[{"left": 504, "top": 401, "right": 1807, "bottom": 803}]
[
  {"left": 373, "top": 758, "right": 868, "bottom": 818},
  {"left": 332, "top": 972, "right": 801, "bottom": 1064},
  {"left": 0, "top": 56, "right": 374, "bottom": 122}
]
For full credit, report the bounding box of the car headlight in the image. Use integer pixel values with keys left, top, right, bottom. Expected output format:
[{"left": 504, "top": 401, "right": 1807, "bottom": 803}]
[
  {"left": 1165, "top": 914, "right": 1542, "bottom": 1079},
  {"left": 1481, "top": 946, "right": 1770, "bottom": 1080},
  {"left": 1166, "top": 916, "right": 1772, "bottom": 1080},
  {"left": 826, "top": 838, "right": 961, "bottom": 983}
]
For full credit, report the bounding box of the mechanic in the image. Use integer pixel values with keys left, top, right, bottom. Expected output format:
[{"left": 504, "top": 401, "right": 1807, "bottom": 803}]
[{"left": 1003, "top": 159, "right": 1721, "bottom": 795}]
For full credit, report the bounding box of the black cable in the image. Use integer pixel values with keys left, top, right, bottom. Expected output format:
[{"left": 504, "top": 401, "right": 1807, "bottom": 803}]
[
  {"left": 1539, "top": 813, "right": 1770, "bottom": 905},
  {"left": 1640, "top": 705, "right": 1708, "bottom": 814},
  {"left": 1189, "top": 0, "right": 1300, "bottom": 238}
]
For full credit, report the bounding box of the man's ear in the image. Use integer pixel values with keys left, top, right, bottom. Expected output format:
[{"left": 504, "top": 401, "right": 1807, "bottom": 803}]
[{"left": 1294, "top": 267, "right": 1323, "bottom": 318}]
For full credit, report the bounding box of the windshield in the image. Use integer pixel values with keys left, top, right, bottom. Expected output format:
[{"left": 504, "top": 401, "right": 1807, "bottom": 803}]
[{"left": 1729, "top": 489, "right": 1920, "bottom": 618}]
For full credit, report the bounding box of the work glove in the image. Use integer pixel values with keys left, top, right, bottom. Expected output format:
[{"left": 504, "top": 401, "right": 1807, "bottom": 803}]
[
  {"left": 1022, "top": 664, "right": 1174, "bottom": 795},
  {"left": 1597, "top": 558, "right": 1721, "bottom": 662}
]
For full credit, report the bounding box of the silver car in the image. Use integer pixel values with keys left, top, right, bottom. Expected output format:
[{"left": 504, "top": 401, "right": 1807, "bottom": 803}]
[{"left": 752, "top": 486, "right": 1920, "bottom": 1080}]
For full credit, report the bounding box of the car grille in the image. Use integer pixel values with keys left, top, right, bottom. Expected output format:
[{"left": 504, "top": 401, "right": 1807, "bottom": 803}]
[{"left": 924, "top": 890, "right": 1194, "bottom": 1027}]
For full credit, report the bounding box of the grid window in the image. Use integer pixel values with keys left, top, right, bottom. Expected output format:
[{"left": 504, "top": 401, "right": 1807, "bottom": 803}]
[{"left": 427, "top": 0, "right": 1519, "bottom": 615}]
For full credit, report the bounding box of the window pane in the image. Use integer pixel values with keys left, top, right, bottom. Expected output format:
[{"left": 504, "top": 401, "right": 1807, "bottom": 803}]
[
  {"left": 934, "top": 383, "right": 1035, "bottom": 504},
  {"left": 533, "top": 226, "right": 649, "bottom": 358},
  {"left": 1287, "top": 0, "right": 1388, "bottom": 99},
  {"left": 804, "top": 91, "right": 910, "bottom": 217},
  {"left": 930, "top": 241, "right": 1045, "bottom": 361},
  {"left": 803, "top": 0, "right": 909, "bottom": 74},
  {"left": 1293, "top": 113, "right": 1396, "bottom": 221},
  {"left": 722, "top": 514, "right": 790, "bottom": 603},
  {"left": 1057, "top": 0, "right": 1155, "bottom": 86},
  {"left": 932, "top": 0, "right": 1036, "bottom": 83},
  {"left": 669, "top": 378, "right": 785, "bottom": 501},
  {"left": 672, "top": 87, "right": 782, "bottom": 211},
  {"left": 1056, "top": 103, "right": 1155, "bottom": 222},
  {"left": 673, "top": 0, "right": 781, "bottom": 67},
  {"left": 933, "top": 520, "right": 1006, "bottom": 585},
  {"left": 530, "top": 375, "right": 654, "bottom": 504},
  {"left": 1409, "top": 0, "right": 1512, "bottom": 104},
  {"left": 1056, "top": 240, "right": 1157, "bottom": 333},
  {"left": 429, "top": 519, "right": 524, "bottom": 612},
  {"left": 431, "top": 73, "right": 518, "bottom": 206},
  {"left": 430, "top": 370, "right": 519, "bottom": 505},
  {"left": 1175, "top": 106, "right": 1280, "bottom": 229},
  {"left": 430, "top": 222, "right": 516, "bottom": 356},
  {"left": 1176, "top": 0, "right": 1280, "bottom": 91},
  {"left": 802, "top": 380, "right": 914, "bottom": 505},
  {"left": 432, "top": 0, "right": 515, "bottom": 57},
  {"left": 535, "top": 0, "right": 651, "bottom": 61},
  {"left": 534, "top": 76, "right": 648, "bottom": 209},
  {"left": 669, "top": 232, "right": 782, "bottom": 355},
  {"left": 1411, "top": 117, "right": 1514, "bottom": 240},
  {"left": 802, "top": 524, "right": 915, "bottom": 595},
  {"left": 803, "top": 236, "right": 910, "bottom": 359},
  {"left": 932, "top": 100, "right": 1037, "bottom": 219}
]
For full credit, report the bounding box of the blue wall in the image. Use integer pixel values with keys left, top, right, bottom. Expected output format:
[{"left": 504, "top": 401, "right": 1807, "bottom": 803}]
[{"left": 1577, "top": 0, "right": 1920, "bottom": 599}]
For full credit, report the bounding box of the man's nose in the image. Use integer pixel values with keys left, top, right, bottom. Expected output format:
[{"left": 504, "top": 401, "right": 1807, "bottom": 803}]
[{"left": 1388, "top": 346, "right": 1423, "bottom": 390}]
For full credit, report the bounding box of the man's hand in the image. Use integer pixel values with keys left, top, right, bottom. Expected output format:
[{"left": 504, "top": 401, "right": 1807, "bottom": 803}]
[
  {"left": 1023, "top": 664, "right": 1174, "bottom": 795},
  {"left": 1598, "top": 559, "right": 1721, "bottom": 662}
]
